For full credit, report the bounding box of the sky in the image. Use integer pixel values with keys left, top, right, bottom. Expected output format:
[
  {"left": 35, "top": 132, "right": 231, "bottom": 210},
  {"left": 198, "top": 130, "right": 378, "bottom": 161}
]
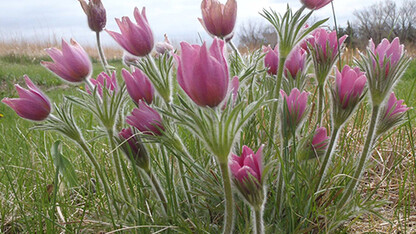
[{"left": 0, "top": 0, "right": 382, "bottom": 47}]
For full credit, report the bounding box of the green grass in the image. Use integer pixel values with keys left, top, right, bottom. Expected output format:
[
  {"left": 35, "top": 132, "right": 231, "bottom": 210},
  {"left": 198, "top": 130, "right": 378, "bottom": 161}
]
[{"left": 0, "top": 53, "right": 415, "bottom": 233}]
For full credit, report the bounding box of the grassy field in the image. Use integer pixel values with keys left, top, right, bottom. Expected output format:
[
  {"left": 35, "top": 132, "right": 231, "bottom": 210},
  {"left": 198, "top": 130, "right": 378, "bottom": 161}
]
[{"left": 1, "top": 50, "right": 416, "bottom": 233}]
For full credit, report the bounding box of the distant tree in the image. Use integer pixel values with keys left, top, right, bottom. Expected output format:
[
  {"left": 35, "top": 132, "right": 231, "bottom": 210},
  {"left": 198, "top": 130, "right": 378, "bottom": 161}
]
[{"left": 238, "top": 20, "right": 277, "bottom": 50}]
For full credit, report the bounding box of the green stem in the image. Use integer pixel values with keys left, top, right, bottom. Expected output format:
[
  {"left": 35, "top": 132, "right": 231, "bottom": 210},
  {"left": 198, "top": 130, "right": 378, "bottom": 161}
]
[
  {"left": 317, "top": 84, "right": 325, "bottom": 126},
  {"left": 268, "top": 57, "right": 287, "bottom": 147},
  {"left": 253, "top": 206, "right": 264, "bottom": 234},
  {"left": 96, "top": 31, "right": 110, "bottom": 74},
  {"left": 330, "top": 1, "right": 343, "bottom": 69},
  {"left": 275, "top": 137, "right": 288, "bottom": 216},
  {"left": 314, "top": 126, "right": 340, "bottom": 193},
  {"left": 145, "top": 169, "right": 168, "bottom": 214},
  {"left": 77, "top": 138, "right": 117, "bottom": 228},
  {"left": 338, "top": 105, "right": 380, "bottom": 206},
  {"left": 228, "top": 40, "right": 245, "bottom": 65},
  {"left": 107, "top": 129, "right": 131, "bottom": 204},
  {"left": 219, "top": 161, "right": 234, "bottom": 234}
]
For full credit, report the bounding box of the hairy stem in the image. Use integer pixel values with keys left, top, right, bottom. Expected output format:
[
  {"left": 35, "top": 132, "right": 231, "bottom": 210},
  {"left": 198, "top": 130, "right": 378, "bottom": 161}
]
[
  {"left": 219, "top": 161, "right": 235, "bottom": 234},
  {"left": 314, "top": 126, "right": 340, "bottom": 193},
  {"left": 228, "top": 40, "right": 245, "bottom": 65},
  {"left": 253, "top": 206, "right": 264, "bottom": 234},
  {"left": 96, "top": 32, "right": 110, "bottom": 74},
  {"left": 338, "top": 105, "right": 380, "bottom": 206},
  {"left": 317, "top": 84, "right": 325, "bottom": 126},
  {"left": 145, "top": 169, "right": 168, "bottom": 214},
  {"left": 275, "top": 137, "right": 288, "bottom": 217}
]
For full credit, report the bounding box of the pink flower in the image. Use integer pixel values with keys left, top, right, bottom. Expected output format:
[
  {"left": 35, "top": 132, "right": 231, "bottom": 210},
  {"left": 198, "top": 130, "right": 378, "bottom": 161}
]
[
  {"left": 2, "top": 76, "right": 51, "bottom": 121},
  {"left": 369, "top": 37, "right": 404, "bottom": 74},
  {"left": 106, "top": 7, "right": 154, "bottom": 57},
  {"left": 41, "top": 39, "right": 92, "bottom": 83},
  {"left": 382, "top": 92, "right": 410, "bottom": 121},
  {"left": 199, "top": 0, "right": 237, "bottom": 40},
  {"left": 122, "top": 68, "right": 154, "bottom": 104},
  {"left": 86, "top": 71, "right": 118, "bottom": 97},
  {"left": 126, "top": 101, "right": 164, "bottom": 136},
  {"left": 230, "top": 145, "right": 264, "bottom": 188},
  {"left": 222, "top": 76, "right": 239, "bottom": 109},
  {"left": 263, "top": 45, "right": 279, "bottom": 75},
  {"left": 284, "top": 47, "right": 307, "bottom": 79},
  {"left": 308, "top": 28, "right": 347, "bottom": 62},
  {"left": 280, "top": 88, "right": 309, "bottom": 127},
  {"left": 335, "top": 65, "right": 367, "bottom": 109},
  {"left": 312, "top": 127, "right": 329, "bottom": 150},
  {"left": 175, "top": 38, "right": 229, "bottom": 107},
  {"left": 155, "top": 34, "right": 174, "bottom": 55},
  {"left": 79, "top": 0, "right": 106, "bottom": 32},
  {"left": 301, "top": 0, "right": 332, "bottom": 10}
]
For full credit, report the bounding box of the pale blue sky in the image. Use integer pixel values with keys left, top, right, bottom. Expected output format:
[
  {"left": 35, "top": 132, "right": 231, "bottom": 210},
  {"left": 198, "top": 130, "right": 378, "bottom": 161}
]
[{"left": 0, "top": 0, "right": 382, "bottom": 46}]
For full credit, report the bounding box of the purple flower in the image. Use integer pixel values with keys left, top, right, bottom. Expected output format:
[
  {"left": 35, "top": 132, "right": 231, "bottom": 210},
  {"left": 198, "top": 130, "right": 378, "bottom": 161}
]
[
  {"left": 312, "top": 127, "right": 329, "bottom": 151},
  {"left": 308, "top": 28, "right": 347, "bottom": 62},
  {"left": 106, "top": 7, "right": 154, "bottom": 57},
  {"left": 335, "top": 65, "right": 367, "bottom": 109},
  {"left": 284, "top": 47, "right": 307, "bottom": 79},
  {"left": 263, "top": 45, "right": 279, "bottom": 75},
  {"left": 155, "top": 34, "right": 174, "bottom": 55},
  {"left": 119, "top": 128, "right": 149, "bottom": 169},
  {"left": 230, "top": 145, "right": 264, "bottom": 192},
  {"left": 86, "top": 71, "right": 118, "bottom": 97},
  {"left": 175, "top": 38, "right": 229, "bottom": 107},
  {"left": 301, "top": 0, "right": 332, "bottom": 10},
  {"left": 2, "top": 76, "right": 51, "bottom": 121},
  {"left": 369, "top": 37, "right": 404, "bottom": 75},
  {"left": 79, "top": 0, "right": 106, "bottom": 32},
  {"left": 199, "top": 0, "right": 237, "bottom": 40},
  {"left": 126, "top": 101, "right": 164, "bottom": 136},
  {"left": 280, "top": 88, "right": 309, "bottom": 128},
  {"left": 122, "top": 68, "right": 154, "bottom": 104},
  {"left": 41, "top": 39, "right": 92, "bottom": 83}
]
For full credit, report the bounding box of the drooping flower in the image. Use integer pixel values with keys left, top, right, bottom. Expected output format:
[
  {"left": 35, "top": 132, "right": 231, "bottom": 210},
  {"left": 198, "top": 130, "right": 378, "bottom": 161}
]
[
  {"left": 301, "top": 0, "right": 333, "bottom": 10},
  {"left": 119, "top": 128, "right": 150, "bottom": 170},
  {"left": 155, "top": 34, "right": 174, "bottom": 55},
  {"left": 41, "top": 39, "right": 92, "bottom": 83},
  {"left": 263, "top": 45, "right": 279, "bottom": 75},
  {"left": 106, "top": 7, "right": 154, "bottom": 57},
  {"left": 284, "top": 46, "right": 307, "bottom": 79},
  {"left": 199, "top": 0, "right": 237, "bottom": 40},
  {"left": 2, "top": 76, "right": 51, "bottom": 121},
  {"left": 229, "top": 145, "right": 264, "bottom": 206},
  {"left": 126, "top": 101, "right": 164, "bottom": 136},
  {"left": 122, "top": 68, "right": 154, "bottom": 105},
  {"left": 377, "top": 92, "right": 411, "bottom": 136},
  {"left": 79, "top": 0, "right": 106, "bottom": 32},
  {"left": 280, "top": 88, "right": 309, "bottom": 132},
  {"left": 175, "top": 38, "right": 229, "bottom": 107},
  {"left": 86, "top": 71, "right": 118, "bottom": 97}
]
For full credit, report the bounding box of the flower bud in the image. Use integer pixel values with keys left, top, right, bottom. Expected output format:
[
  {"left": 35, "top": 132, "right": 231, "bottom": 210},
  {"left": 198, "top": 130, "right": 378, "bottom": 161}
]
[
  {"left": 175, "top": 38, "right": 229, "bottom": 107},
  {"left": 79, "top": 0, "right": 106, "bottom": 32},
  {"left": 86, "top": 71, "right": 118, "bottom": 97},
  {"left": 126, "top": 101, "right": 164, "bottom": 136},
  {"left": 2, "top": 76, "right": 51, "bottom": 121},
  {"left": 122, "top": 67, "right": 154, "bottom": 105},
  {"left": 377, "top": 92, "right": 410, "bottom": 136},
  {"left": 284, "top": 46, "right": 307, "bottom": 79},
  {"left": 263, "top": 45, "right": 279, "bottom": 75},
  {"left": 280, "top": 88, "right": 309, "bottom": 135},
  {"left": 119, "top": 128, "right": 150, "bottom": 170},
  {"left": 41, "top": 39, "right": 92, "bottom": 83},
  {"left": 301, "top": 0, "right": 333, "bottom": 10},
  {"left": 155, "top": 34, "right": 174, "bottom": 55},
  {"left": 199, "top": 0, "right": 237, "bottom": 40},
  {"left": 106, "top": 7, "right": 154, "bottom": 57},
  {"left": 229, "top": 145, "right": 264, "bottom": 207}
]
